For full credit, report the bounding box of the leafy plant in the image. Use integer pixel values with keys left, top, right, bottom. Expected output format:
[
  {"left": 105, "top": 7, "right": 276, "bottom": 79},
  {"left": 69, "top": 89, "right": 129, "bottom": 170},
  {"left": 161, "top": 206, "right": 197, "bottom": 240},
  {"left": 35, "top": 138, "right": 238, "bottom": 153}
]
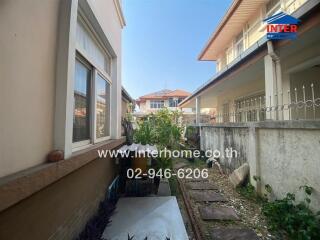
[
  {"left": 133, "top": 108, "right": 183, "bottom": 149},
  {"left": 236, "top": 182, "right": 257, "bottom": 200},
  {"left": 262, "top": 185, "right": 320, "bottom": 240},
  {"left": 155, "top": 155, "right": 172, "bottom": 170},
  {"left": 133, "top": 117, "right": 155, "bottom": 145}
]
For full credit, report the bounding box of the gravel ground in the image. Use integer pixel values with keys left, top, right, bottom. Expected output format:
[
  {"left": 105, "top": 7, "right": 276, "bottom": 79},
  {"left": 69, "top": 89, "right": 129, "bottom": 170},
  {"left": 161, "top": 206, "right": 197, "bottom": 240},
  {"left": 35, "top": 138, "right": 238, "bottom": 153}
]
[{"left": 173, "top": 158, "right": 277, "bottom": 240}]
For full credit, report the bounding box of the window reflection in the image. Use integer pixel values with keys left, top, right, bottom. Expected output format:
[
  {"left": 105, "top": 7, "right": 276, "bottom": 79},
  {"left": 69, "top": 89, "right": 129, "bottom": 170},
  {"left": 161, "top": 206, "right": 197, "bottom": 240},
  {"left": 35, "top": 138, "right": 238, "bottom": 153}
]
[
  {"left": 73, "top": 59, "right": 91, "bottom": 143},
  {"left": 96, "top": 74, "right": 110, "bottom": 138}
]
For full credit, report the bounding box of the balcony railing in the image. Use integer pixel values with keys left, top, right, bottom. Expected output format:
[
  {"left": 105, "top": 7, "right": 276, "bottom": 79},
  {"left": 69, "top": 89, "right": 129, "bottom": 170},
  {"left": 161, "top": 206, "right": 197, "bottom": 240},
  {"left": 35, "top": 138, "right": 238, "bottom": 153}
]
[{"left": 214, "top": 83, "right": 320, "bottom": 123}]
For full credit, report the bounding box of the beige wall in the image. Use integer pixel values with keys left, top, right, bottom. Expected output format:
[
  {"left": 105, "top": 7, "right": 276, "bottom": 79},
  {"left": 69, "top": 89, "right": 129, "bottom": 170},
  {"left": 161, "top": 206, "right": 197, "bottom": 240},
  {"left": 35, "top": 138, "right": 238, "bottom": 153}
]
[
  {"left": 0, "top": 0, "right": 123, "bottom": 178},
  {"left": 216, "top": 76, "right": 265, "bottom": 120},
  {"left": 0, "top": 0, "right": 60, "bottom": 177}
]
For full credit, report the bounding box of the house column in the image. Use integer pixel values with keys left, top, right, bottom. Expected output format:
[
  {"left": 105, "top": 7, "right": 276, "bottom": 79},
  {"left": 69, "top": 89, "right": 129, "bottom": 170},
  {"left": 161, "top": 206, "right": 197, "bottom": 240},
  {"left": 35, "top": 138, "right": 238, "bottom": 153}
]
[
  {"left": 264, "top": 41, "right": 283, "bottom": 120},
  {"left": 196, "top": 96, "right": 201, "bottom": 124}
]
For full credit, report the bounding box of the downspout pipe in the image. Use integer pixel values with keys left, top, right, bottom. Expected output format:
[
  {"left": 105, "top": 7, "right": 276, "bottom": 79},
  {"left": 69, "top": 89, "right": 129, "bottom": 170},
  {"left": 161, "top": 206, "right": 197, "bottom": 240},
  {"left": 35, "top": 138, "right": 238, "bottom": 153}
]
[
  {"left": 267, "top": 40, "right": 280, "bottom": 61},
  {"left": 267, "top": 41, "right": 283, "bottom": 120}
]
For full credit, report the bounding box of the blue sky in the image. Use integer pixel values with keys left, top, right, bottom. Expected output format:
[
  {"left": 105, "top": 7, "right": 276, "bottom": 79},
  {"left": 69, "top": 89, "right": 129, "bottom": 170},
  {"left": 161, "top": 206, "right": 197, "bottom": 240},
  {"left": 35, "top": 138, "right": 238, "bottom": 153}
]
[{"left": 122, "top": 0, "right": 232, "bottom": 99}]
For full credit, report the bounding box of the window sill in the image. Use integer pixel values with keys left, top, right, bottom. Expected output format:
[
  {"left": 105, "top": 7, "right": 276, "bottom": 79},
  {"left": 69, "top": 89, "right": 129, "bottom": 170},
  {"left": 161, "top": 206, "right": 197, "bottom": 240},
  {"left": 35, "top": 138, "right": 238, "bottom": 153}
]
[{"left": 0, "top": 137, "right": 125, "bottom": 212}]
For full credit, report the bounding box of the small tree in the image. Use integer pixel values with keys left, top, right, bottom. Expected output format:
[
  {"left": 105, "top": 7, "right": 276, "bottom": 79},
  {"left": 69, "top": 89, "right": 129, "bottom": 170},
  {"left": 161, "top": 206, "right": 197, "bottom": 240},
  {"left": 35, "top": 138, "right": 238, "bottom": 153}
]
[{"left": 133, "top": 108, "right": 183, "bottom": 149}]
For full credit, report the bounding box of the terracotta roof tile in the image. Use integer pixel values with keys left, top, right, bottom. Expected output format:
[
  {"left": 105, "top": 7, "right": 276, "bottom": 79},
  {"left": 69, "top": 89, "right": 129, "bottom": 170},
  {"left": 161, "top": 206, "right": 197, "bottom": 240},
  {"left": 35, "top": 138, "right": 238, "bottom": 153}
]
[{"left": 137, "top": 89, "right": 191, "bottom": 101}]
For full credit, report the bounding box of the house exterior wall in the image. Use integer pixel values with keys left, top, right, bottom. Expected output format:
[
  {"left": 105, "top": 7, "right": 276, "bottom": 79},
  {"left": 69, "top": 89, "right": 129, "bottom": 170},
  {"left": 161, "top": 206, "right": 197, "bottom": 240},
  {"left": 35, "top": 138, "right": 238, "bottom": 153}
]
[
  {"left": 0, "top": 0, "right": 125, "bottom": 239},
  {"left": 200, "top": 121, "right": 320, "bottom": 212},
  {"left": 216, "top": 76, "right": 265, "bottom": 122},
  {"left": 0, "top": 0, "right": 60, "bottom": 178},
  {"left": 215, "top": 0, "right": 308, "bottom": 72},
  {"left": 139, "top": 99, "right": 182, "bottom": 113},
  {"left": 0, "top": 156, "right": 117, "bottom": 240},
  {"left": 0, "top": 0, "right": 123, "bottom": 177}
]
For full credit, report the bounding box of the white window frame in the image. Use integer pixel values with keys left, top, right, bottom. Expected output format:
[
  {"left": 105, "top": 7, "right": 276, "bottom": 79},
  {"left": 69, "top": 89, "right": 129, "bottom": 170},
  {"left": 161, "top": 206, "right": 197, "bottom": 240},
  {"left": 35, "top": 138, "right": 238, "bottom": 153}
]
[
  {"left": 76, "top": 14, "right": 112, "bottom": 81},
  {"left": 150, "top": 100, "right": 165, "bottom": 109},
  {"left": 72, "top": 55, "right": 94, "bottom": 150},
  {"left": 266, "top": 0, "right": 282, "bottom": 17},
  {"left": 54, "top": 0, "right": 118, "bottom": 158},
  {"left": 234, "top": 32, "right": 244, "bottom": 58},
  {"left": 72, "top": 22, "right": 113, "bottom": 150},
  {"left": 94, "top": 71, "right": 111, "bottom": 143}
]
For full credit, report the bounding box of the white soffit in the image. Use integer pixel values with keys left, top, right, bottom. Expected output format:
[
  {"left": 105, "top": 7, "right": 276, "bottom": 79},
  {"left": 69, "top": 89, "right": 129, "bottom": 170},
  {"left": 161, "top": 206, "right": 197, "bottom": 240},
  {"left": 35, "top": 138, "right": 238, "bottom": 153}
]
[{"left": 199, "top": 0, "right": 268, "bottom": 61}]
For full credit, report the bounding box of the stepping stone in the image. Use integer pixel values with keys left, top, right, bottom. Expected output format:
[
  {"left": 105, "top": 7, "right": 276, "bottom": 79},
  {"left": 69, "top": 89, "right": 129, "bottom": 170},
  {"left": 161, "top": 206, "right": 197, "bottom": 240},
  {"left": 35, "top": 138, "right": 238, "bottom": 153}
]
[
  {"left": 186, "top": 182, "right": 218, "bottom": 190},
  {"left": 173, "top": 162, "right": 188, "bottom": 169},
  {"left": 199, "top": 206, "right": 239, "bottom": 221},
  {"left": 211, "top": 228, "right": 260, "bottom": 240},
  {"left": 157, "top": 179, "right": 171, "bottom": 196},
  {"left": 189, "top": 191, "right": 226, "bottom": 202}
]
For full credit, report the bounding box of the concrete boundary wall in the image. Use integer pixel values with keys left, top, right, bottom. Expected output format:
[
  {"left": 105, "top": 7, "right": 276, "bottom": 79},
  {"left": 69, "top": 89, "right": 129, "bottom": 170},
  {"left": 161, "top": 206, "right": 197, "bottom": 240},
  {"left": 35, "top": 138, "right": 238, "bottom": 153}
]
[{"left": 198, "top": 121, "right": 320, "bottom": 211}]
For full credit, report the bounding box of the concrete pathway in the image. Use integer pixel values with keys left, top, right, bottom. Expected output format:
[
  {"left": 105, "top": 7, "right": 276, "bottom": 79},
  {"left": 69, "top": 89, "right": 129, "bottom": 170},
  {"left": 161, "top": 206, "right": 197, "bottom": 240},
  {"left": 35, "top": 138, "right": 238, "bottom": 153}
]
[
  {"left": 173, "top": 159, "right": 260, "bottom": 240},
  {"left": 102, "top": 196, "right": 188, "bottom": 240},
  {"left": 185, "top": 179, "right": 260, "bottom": 239}
]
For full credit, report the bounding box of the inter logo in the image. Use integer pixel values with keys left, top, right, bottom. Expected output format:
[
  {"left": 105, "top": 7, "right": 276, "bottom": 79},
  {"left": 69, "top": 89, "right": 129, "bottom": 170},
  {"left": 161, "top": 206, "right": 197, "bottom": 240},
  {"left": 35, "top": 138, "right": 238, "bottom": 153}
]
[{"left": 264, "top": 12, "right": 300, "bottom": 40}]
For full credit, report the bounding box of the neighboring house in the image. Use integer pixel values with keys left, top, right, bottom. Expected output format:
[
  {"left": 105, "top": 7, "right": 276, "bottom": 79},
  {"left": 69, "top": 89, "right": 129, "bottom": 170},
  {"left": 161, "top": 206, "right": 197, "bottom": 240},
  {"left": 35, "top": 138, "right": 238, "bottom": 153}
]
[
  {"left": 180, "top": 0, "right": 320, "bottom": 211},
  {"left": 121, "top": 87, "right": 134, "bottom": 135},
  {"left": 122, "top": 87, "right": 135, "bottom": 118},
  {"left": 136, "top": 89, "right": 191, "bottom": 114},
  {"left": 180, "top": 0, "right": 320, "bottom": 123},
  {"left": 0, "top": 0, "right": 127, "bottom": 239}
]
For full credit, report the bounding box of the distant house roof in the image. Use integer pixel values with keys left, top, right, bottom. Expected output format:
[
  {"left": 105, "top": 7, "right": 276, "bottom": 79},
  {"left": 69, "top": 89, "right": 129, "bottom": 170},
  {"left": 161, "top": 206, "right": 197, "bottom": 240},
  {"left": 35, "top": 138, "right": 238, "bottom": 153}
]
[
  {"left": 136, "top": 89, "right": 191, "bottom": 105},
  {"left": 264, "top": 12, "right": 300, "bottom": 24}
]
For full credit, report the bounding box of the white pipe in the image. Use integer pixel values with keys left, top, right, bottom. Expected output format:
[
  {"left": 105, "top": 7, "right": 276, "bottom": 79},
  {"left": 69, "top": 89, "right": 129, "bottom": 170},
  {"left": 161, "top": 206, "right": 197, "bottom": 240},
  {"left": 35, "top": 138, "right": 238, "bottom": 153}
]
[
  {"left": 267, "top": 41, "right": 280, "bottom": 61},
  {"left": 267, "top": 41, "right": 283, "bottom": 120}
]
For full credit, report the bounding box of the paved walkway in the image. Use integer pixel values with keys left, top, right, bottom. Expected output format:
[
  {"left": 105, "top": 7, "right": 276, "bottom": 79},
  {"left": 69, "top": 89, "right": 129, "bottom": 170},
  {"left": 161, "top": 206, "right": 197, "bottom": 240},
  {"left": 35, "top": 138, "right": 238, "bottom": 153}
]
[
  {"left": 102, "top": 196, "right": 188, "bottom": 240},
  {"left": 174, "top": 160, "right": 260, "bottom": 240}
]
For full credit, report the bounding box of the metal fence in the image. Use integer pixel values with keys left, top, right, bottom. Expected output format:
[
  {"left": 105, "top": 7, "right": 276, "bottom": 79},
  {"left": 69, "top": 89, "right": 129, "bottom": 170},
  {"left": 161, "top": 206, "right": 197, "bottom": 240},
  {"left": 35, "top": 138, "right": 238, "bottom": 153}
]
[{"left": 215, "top": 83, "right": 320, "bottom": 123}]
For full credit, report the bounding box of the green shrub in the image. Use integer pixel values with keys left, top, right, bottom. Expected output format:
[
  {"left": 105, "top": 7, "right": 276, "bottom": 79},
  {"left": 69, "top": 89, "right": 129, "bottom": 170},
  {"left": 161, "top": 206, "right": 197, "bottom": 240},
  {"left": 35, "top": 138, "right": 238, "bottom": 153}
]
[
  {"left": 236, "top": 182, "right": 257, "bottom": 200},
  {"left": 262, "top": 186, "right": 320, "bottom": 240},
  {"left": 133, "top": 108, "right": 183, "bottom": 149}
]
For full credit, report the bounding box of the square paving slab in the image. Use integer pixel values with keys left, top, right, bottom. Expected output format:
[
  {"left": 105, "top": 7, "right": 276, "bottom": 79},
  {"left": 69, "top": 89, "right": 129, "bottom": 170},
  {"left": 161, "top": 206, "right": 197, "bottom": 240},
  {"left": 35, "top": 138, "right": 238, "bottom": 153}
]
[
  {"left": 199, "top": 206, "right": 239, "bottom": 220},
  {"left": 189, "top": 190, "right": 226, "bottom": 202},
  {"left": 186, "top": 181, "right": 218, "bottom": 190},
  {"left": 211, "top": 228, "right": 260, "bottom": 240}
]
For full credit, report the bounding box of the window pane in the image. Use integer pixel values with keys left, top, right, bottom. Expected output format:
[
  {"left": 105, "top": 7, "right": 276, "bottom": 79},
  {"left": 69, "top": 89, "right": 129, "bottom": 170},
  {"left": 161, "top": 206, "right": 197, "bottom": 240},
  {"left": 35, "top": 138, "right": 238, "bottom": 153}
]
[
  {"left": 150, "top": 100, "right": 164, "bottom": 109},
  {"left": 96, "top": 74, "right": 110, "bottom": 138},
  {"left": 73, "top": 60, "right": 91, "bottom": 142},
  {"left": 169, "top": 98, "right": 177, "bottom": 107}
]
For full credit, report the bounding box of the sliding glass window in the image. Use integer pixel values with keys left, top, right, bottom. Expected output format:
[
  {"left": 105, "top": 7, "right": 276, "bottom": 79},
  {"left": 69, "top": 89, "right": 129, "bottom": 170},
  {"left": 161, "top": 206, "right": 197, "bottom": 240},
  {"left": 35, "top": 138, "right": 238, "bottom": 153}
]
[
  {"left": 73, "top": 59, "right": 91, "bottom": 143},
  {"left": 72, "top": 15, "right": 113, "bottom": 150},
  {"left": 96, "top": 74, "right": 110, "bottom": 139}
]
